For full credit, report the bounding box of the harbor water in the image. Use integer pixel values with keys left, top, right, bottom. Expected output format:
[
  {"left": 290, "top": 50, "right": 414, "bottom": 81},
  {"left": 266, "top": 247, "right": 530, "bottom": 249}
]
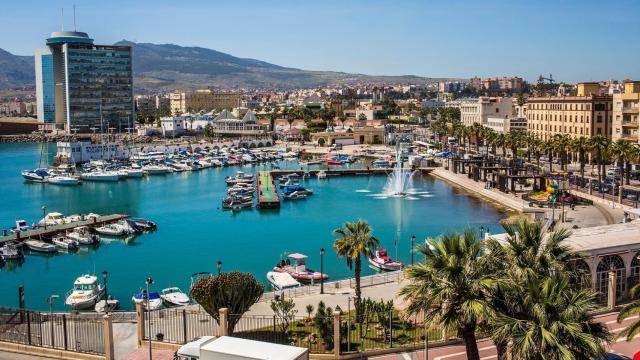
[{"left": 0, "top": 142, "right": 506, "bottom": 310}]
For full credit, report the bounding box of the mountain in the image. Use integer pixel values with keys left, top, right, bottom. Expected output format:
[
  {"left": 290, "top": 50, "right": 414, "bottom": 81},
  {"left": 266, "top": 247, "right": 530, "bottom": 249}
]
[
  {"left": 0, "top": 48, "right": 34, "bottom": 89},
  {"left": 115, "top": 40, "right": 432, "bottom": 91},
  {"left": 0, "top": 42, "right": 439, "bottom": 91}
]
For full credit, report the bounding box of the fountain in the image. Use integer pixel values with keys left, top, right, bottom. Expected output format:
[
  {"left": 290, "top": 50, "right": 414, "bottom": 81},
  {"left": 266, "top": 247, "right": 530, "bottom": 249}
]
[{"left": 382, "top": 144, "right": 417, "bottom": 197}]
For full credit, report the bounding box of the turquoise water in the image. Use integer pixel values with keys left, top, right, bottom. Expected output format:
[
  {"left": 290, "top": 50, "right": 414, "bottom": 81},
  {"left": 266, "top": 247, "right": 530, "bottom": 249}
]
[{"left": 0, "top": 143, "right": 505, "bottom": 311}]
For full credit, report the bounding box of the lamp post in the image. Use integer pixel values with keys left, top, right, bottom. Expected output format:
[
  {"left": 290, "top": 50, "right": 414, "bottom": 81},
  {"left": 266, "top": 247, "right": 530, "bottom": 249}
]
[
  {"left": 41, "top": 205, "right": 47, "bottom": 230},
  {"left": 217, "top": 260, "right": 222, "bottom": 275},
  {"left": 46, "top": 294, "right": 59, "bottom": 346},
  {"left": 145, "top": 277, "right": 153, "bottom": 360},
  {"left": 411, "top": 235, "right": 416, "bottom": 265},
  {"left": 320, "top": 248, "right": 325, "bottom": 294},
  {"left": 102, "top": 270, "right": 109, "bottom": 313}
]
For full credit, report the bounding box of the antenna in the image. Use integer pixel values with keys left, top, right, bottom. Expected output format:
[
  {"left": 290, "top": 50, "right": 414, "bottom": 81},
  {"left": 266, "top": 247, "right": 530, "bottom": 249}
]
[
  {"left": 73, "top": 5, "right": 77, "bottom": 31},
  {"left": 61, "top": 8, "right": 64, "bottom": 31}
]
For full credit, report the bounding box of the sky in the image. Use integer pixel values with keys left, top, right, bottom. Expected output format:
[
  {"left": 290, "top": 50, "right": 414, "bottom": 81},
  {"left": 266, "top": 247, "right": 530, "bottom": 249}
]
[{"left": 2, "top": 0, "right": 640, "bottom": 83}]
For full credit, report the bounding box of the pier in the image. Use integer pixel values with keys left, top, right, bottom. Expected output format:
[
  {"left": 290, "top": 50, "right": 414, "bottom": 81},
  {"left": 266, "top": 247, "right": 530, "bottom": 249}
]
[
  {"left": 257, "top": 171, "right": 280, "bottom": 209},
  {"left": 0, "top": 214, "right": 128, "bottom": 244},
  {"left": 269, "top": 167, "right": 434, "bottom": 177}
]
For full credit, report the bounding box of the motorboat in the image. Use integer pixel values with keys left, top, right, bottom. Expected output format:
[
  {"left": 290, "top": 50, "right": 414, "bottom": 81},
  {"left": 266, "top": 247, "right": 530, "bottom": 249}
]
[
  {"left": 282, "top": 186, "right": 313, "bottom": 196},
  {"left": 95, "top": 298, "right": 120, "bottom": 313},
  {"left": 39, "top": 212, "right": 66, "bottom": 226},
  {"left": 80, "top": 171, "right": 120, "bottom": 182},
  {"left": 127, "top": 218, "right": 157, "bottom": 231},
  {"left": 372, "top": 160, "right": 390, "bottom": 168},
  {"left": 282, "top": 191, "right": 307, "bottom": 200},
  {"left": 48, "top": 175, "right": 81, "bottom": 186},
  {"left": 267, "top": 271, "right": 301, "bottom": 291},
  {"left": 52, "top": 236, "right": 78, "bottom": 250},
  {"left": 10, "top": 219, "right": 29, "bottom": 234},
  {"left": 142, "top": 164, "right": 171, "bottom": 175},
  {"left": 368, "top": 249, "right": 403, "bottom": 271},
  {"left": 279, "top": 179, "right": 300, "bottom": 188},
  {"left": 23, "top": 240, "right": 57, "bottom": 253},
  {"left": 65, "top": 274, "right": 105, "bottom": 310},
  {"left": 0, "top": 242, "right": 24, "bottom": 260},
  {"left": 132, "top": 290, "right": 163, "bottom": 310},
  {"left": 225, "top": 171, "right": 254, "bottom": 185},
  {"left": 21, "top": 168, "right": 50, "bottom": 182},
  {"left": 222, "top": 198, "right": 253, "bottom": 210},
  {"left": 67, "top": 226, "right": 100, "bottom": 245},
  {"left": 273, "top": 253, "right": 328, "bottom": 283},
  {"left": 316, "top": 171, "right": 327, "bottom": 179},
  {"left": 160, "top": 287, "right": 190, "bottom": 306},
  {"left": 124, "top": 168, "right": 145, "bottom": 178},
  {"left": 94, "top": 222, "right": 131, "bottom": 237}
]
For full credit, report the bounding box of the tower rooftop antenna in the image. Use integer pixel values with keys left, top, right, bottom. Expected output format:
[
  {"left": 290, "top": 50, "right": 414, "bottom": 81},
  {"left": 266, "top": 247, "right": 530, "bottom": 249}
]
[
  {"left": 73, "top": 4, "right": 77, "bottom": 32},
  {"left": 61, "top": 8, "right": 64, "bottom": 31}
]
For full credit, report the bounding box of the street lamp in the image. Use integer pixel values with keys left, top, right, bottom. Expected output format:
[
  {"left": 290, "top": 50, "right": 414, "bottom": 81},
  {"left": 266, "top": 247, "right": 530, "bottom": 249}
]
[
  {"left": 145, "top": 277, "right": 153, "bottom": 360},
  {"left": 46, "top": 294, "right": 59, "bottom": 346},
  {"left": 41, "top": 205, "right": 47, "bottom": 230},
  {"left": 411, "top": 235, "right": 416, "bottom": 265},
  {"left": 217, "top": 260, "right": 222, "bottom": 275},
  {"left": 102, "top": 270, "right": 109, "bottom": 313},
  {"left": 320, "top": 248, "right": 325, "bottom": 294}
]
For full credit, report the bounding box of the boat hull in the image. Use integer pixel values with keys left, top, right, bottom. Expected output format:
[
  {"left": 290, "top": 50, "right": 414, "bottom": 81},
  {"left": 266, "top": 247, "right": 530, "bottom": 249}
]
[{"left": 368, "top": 257, "right": 402, "bottom": 271}]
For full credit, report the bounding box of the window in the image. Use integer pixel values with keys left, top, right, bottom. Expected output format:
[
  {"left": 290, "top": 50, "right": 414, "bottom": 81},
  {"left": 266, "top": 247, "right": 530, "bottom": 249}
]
[{"left": 597, "top": 115, "right": 602, "bottom": 123}]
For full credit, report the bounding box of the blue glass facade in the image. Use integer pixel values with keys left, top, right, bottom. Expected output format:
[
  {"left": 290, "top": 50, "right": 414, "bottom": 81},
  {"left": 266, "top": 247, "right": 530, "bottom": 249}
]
[{"left": 40, "top": 54, "right": 55, "bottom": 123}]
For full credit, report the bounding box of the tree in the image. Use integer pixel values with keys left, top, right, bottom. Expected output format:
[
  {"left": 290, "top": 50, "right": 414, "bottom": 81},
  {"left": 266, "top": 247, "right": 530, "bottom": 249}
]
[
  {"left": 203, "top": 124, "right": 214, "bottom": 138},
  {"left": 571, "top": 137, "right": 591, "bottom": 183},
  {"left": 314, "top": 301, "right": 334, "bottom": 350},
  {"left": 589, "top": 135, "right": 611, "bottom": 185},
  {"left": 270, "top": 299, "right": 298, "bottom": 333},
  {"left": 400, "top": 229, "right": 497, "bottom": 360},
  {"left": 618, "top": 283, "right": 640, "bottom": 341},
  {"left": 305, "top": 304, "right": 314, "bottom": 322},
  {"left": 190, "top": 272, "right": 264, "bottom": 334},
  {"left": 333, "top": 220, "right": 379, "bottom": 317},
  {"left": 610, "top": 139, "right": 635, "bottom": 185}
]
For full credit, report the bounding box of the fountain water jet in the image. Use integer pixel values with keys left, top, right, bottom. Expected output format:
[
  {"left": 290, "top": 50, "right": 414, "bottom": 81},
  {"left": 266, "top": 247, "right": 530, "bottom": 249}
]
[{"left": 382, "top": 144, "right": 417, "bottom": 197}]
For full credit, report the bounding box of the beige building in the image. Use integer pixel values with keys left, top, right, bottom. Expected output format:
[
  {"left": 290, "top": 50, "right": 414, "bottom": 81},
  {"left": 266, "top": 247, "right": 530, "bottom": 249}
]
[
  {"left": 485, "top": 116, "right": 527, "bottom": 134},
  {"left": 446, "top": 97, "right": 513, "bottom": 126},
  {"left": 169, "top": 90, "right": 241, "bottom": 115},
  {"left": 135, "top": 95, "right": 156, "bottom": 113},
  {"left": 612, "top": 80, "right": 640, "bottom": 143},
  {"left": 526, "top": 83, "right": 613, "bottom": 140}
]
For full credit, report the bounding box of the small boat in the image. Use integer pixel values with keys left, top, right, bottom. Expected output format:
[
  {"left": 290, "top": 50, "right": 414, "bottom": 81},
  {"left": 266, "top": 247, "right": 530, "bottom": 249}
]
[
  {"left": 127, "top": 218, "right": 157, "bottom": 231},
  {"left": 10, "top": 219, "right": 29, "bottom": 234},
  {"left": 65, "top": 274, "right": 105, "bottom": 310},
  {"left": 0, "top": 242, "right": 24, "bottom": 260},
  {"left": 52, "top": 236, "right": 78, "bottom": 250},
  {"left": 368, "top": 249, "right": 403, "bottom": 271},
  {"left": 95, "top": 298, "right": 120, "bottom": 313},
  {"left": 142, "top": 165, "right": 171, "bottom": 175},
  {"left": 94, "top": 222, "right": 130, "bottom": 237},
  {"left": 132, "top": 290, "right": 163, "bottom": 310},
  {"left": 273, "top": 253, "right": 329, "bottom": 283},
  {"left": 222, "top": 198, "right": 253, "bottom": 210},
  {"left": 282, "top": 191, "right": 307, "bottom": 200},
  {"left": 24, "top": 240, "right": 57, "bottom": 253},
  {"left": 79, "top": 171, "right": 120, "bottom": 182},
  {"left": 282, "top": 186, "right": 313, "bottom": 195},
  {"left": 225, "top": 171, "right": 254, "bottom": 185},
  {"left": 316, "top": 170, "right": 327, "bottom": 179},
  {"left": 48, "top": 175, "right": 81, "bottom": 186},
  {"left": 22, "top": 168, "right": 50, "bottom": 182},
  {"left": 160, "top": 287, "right": 190, "bottom": 306},
  {"left": 372, "top": 160, "right": 390, "bottom": 168},
  {"left": 39, "top": 212, "right": 66, "bottom": 226},
  {"left": 67, "top": 226, "right": 100, "bottom": 245},
  {"left": 266, "top": 271, "right": 301, "bottom": 291}
]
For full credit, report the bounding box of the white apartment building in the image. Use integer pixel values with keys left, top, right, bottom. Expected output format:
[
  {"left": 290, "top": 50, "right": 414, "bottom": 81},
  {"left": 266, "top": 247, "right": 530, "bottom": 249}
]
[
  {"left": 485, "top": 116, "right": 527, "bottom": 134},
  {"left": 446, "top": 97, "right": 513, "bottom": 126}
]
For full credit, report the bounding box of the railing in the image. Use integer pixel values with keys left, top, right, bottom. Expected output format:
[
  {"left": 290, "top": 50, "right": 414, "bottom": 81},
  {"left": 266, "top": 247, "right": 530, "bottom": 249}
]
[
  {"left": 144, "top": 307, "right": 220, "bottom": 344},
  {"left": 0, "top": 307, "right": 104, "bottom": 355},
  {"left": 261, "top": 270, "right": 404, "bottom": 302}
]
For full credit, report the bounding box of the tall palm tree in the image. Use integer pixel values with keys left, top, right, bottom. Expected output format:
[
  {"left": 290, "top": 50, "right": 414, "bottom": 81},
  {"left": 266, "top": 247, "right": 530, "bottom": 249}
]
[
  {"left": 571, "top": 137, "right": 590, "bottom": 184},
  {"left": 610, "top": 139, "right": 635, "bottom": 185},
  {"left": 553, "top": 134, "right": 572, "bottom": 171},
  {"left": 333, "top": 220, "right": 379, "bottom": 317},
  {"left": 589, "top": 135, "right": 611, "bottom": 185},
  {"left": 400, "top": 229, "right": 497, "bottom": 360},
  {"left": 542, "top": 138, "right": 556, "bottom": 174},
  {"left": 618, "top": 283, "right": 640, "bottom": 341}
]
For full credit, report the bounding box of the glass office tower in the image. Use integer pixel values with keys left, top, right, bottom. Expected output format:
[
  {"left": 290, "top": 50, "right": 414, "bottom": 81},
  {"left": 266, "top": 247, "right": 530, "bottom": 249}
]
[{"left": 35, "top": 48, "right": 55, "bottom": 123}]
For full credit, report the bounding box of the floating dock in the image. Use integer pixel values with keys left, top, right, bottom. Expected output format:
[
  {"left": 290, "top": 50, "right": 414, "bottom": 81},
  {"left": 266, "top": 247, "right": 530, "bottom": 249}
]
[
  {"left": 0, "top": 214, "right": 128, "bottom": 244},
  {"left": 257, "top": 171, "right": 280, "bottom": 209}
]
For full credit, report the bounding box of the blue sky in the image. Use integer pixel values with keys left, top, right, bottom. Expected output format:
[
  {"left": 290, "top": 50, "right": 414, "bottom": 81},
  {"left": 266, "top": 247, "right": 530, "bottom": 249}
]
[{"left": 3, "top": 0, "right": 640, "bottom": 82}]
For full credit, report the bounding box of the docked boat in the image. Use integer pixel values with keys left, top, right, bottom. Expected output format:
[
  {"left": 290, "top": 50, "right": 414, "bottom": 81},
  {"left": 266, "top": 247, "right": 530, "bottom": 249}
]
[
  {"left": 10, "top": 219, "right": 29, "bottom": 234},
  {"left": 282, "top": 191, "right": 307, "bottom": 200},
  {"left": 0, "top": 242, "right": 24, "bottom": 260},
  {"left": 225, "top": 171, "right": 254, "bottom": 185},
  {"left": 95, "top": 298, "right": 120, "bottom": 313},
  {"left": 52, "top": 236, "right": 79, "bottom": 250},
  {"left": 143, "top": 165, "right": 171, "bottom": 175},
  {"left": 80, "top": 171, "right": 119, "bottom": 182},
  {"left": 65, "top": 274, "right": 106, "bottom": 310},
  {"left": 273, "top": 253, "right": 328, "bottom": 283},
  {"left": 282, "top": 186, "right": 313, "bottom": 195},
  {"left": 21, "top": 169, "right": 50, "bottom": 182},
  {"left": 132, "top": 290, "right": 163, "bottom": 310},
  {"left": 48, "top": 175, "right": 81, "bottom": 186},
  {"left": 160, "top": 287, "right": 190, "bottom": 306},
  {"left": 24, "top": 240, "right": 57, "bottom": 253},
  {"left": 67, "top": 226, "right": 100, "bottom": 245},
  {"left": 222, "top": 197, "right": 253, "bottom": 210},
  {"left": 372, "top": 160, "right": 390, "bottom": 168},
  {"left": 266, "top": 271, "right": 301, "bottom": 291},
  {"left": 123, "top": 168, "right": 144, "bottom": 178},
  {"left": 39, "top": 212, "right": 66, "bottom": 226},
  {"left": 94, "top": 222, "right": 131, "bottom": 237},
  {"left": 316, "top": 171, "right": 327, "bottom": 179},
  {"left": 127, "top": 218, "right": 157, "bottom": 231},
  {"left": 368, "top": 249, "right": 403, "bottom": 271}
]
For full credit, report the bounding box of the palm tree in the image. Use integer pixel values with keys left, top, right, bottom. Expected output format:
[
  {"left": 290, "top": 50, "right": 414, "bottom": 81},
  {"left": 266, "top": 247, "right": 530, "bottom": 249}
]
[
  {"left": 400, "top": 229, "right": 497, "bottom": 360},
  {"left": 618, "top": 283, "right": 640, "bottom": 341},
  {"left": 553, "top": 134, "right": 572, "bottom": 171},
  {"left": 610, "top": 139, "right": 635, "bottom": 185},
  {"left": 333, "top": 220, "right": 379, "bottom": 317},
  {"left": 542, "top": 138, "right": 556, "bottom": 173},
  {"left": 571, "top": 137, "right": 590, "bottom": 184},
  {"left": 589, "top": 135, "right": 611, "bottom": 185}
]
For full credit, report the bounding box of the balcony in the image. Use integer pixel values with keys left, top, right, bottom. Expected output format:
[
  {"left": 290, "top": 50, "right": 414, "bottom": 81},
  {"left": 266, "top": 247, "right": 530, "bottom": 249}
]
[
  {"left": 622, "top": 107, "right": 639, "bottom": 114},
  {"left": 620, "top": 133, "right": 638, "bottom": 141},
  {"left": 621, "top": 120, "right": 639, "bottom": 127}
]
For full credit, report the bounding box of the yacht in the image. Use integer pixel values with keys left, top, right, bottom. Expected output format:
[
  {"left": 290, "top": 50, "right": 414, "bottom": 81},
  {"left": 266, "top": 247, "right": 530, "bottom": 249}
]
[
  {"left": 48, "top": 175, "right": 81, "bottom": 186},
  {"left": 52, "top": 236, "right": 79, "bottom": 250},
  {"left": 266, "top": 271, "right": 301, "bottom": 291},
  {"left": 160, "top": 287, "right": 190, "bottom": 306},
  {"left": 123, "top": 168, "right": 144, "bottom": 178},
  {"left": 21, "top": 169, "right": 50, "bottom": 183},
  {"left": 368, "top": 249, "right": 403, "bottom": 271},
  {"left": 94, "top": 222, "right": 130, "bottom": 236},
  {"left": 39, "top": 212, "right": 66, "bottom": 226},
  {"left": 67, "top": 226, "right": 100, "bottom": 245},
  {"left": 79, "top": 171, "right": 119, "bottom": 182},
  {"left": 282, "top": 191, "right": 307, "bottom": 200},
  {"left": 142, "top": 164, "right": 171, "bottom": 175},
  {"left": 0, "top": 242, "right": 24, "bottom": 260},
  {"left": 23, "top": 240, "right": 57, "bottom": 253},
  {"left": 132, "top": 290, "right": 163, "bottom": 310},
  {"left": 65, "top": 274, "right": 105, "bottom": 310}
]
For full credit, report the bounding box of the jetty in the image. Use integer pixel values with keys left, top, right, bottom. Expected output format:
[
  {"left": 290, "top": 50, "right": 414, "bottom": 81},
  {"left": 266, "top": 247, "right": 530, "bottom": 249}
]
[
  {"left": 257, "top": 171, "right": 280, "bottom": 209},
  {"left": 269, "top": 167, "right": 434, "bottom": 177},
  {"left": 0, "top": 214, "right": 128, "bottom": 244}
]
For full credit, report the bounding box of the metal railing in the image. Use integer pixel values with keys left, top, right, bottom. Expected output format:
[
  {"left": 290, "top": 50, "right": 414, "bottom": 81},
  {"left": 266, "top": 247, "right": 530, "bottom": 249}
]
[
  {"left": 144, "top": 307, "right": 220, "bottom": 344},
  {"left": 0, "top": 307, "right": 104, "bottom": 355}
]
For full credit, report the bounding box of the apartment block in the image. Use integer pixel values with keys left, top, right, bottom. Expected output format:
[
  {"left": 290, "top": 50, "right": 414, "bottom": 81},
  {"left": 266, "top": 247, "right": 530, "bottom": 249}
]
[
  {"left": 169, "top": 90, "right": 241, "bottom": 115},
  {"left": 612, "top": 80, "right": 640, "bottom": 143},
  {"left": 445, "top": 97, "right": 513, "bottom": 126}
]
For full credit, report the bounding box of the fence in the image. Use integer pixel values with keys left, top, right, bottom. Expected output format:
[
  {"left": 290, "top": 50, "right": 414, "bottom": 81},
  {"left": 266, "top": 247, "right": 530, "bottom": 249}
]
[
  {"left": 260, "top": 270, "right": 404, "bottom": 302},
  {"left": 144, "top": 307, "right": 220, "bottom": 344},
  {"left": 0, "top": 307, "right": 104, "bottom": 355}
]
